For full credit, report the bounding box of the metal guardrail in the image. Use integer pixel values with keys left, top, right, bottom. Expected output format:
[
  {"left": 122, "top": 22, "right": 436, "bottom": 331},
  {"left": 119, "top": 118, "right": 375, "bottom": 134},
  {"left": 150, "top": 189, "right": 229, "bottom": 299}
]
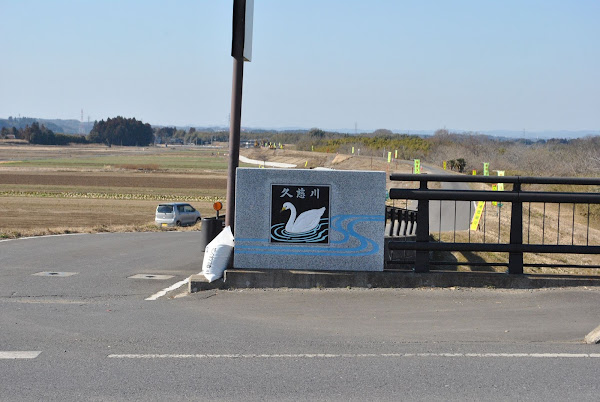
[
  {"left": 385, "top": 206, "right": 417, "bottom": 237},
  {"left": 388, "top": 174, "right": 600, "bottom": 274}
]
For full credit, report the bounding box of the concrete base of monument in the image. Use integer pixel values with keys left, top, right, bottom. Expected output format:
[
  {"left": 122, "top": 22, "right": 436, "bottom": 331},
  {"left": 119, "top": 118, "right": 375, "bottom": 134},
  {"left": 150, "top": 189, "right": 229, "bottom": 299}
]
[{"left": 188, "top": 270, "right": 600, "bottom": 292}]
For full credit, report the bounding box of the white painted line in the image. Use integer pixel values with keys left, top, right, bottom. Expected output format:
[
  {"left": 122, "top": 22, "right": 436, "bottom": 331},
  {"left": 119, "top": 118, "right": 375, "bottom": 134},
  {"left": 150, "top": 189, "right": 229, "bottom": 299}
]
[
  {"left": 145, "top": 278, "right": 189, "bottom": 301},
  {"left": 2, "top": 299, "right": 89, "bottom": 305},
  {"left": 108, "top": 352, "right": 600, "bottom": 359},
  {"left": 0, "top": 233, "right": 87, "bottom": 243},
  {"left": 0, "top": 351, "right": 42, "bottom": 359}
]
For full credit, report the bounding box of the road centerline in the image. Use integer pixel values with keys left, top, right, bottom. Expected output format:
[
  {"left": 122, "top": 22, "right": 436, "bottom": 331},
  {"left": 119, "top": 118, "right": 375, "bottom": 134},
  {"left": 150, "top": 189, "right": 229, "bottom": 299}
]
[
  {"left": 107, "top": 352, "right": 600, "bottom": 359},
  {"left": 0, "top": 351, "right": 42, "bottom": 359}
]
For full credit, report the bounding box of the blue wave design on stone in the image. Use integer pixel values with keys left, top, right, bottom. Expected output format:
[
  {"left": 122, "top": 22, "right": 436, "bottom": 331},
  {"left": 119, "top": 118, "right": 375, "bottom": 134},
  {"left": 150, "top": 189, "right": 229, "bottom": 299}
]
[
  {"left": 270, "top": 218, "right": 329, "bottom": 243},
  {"left": 237, "top": 214, "right": 384, "bottom": 257}
]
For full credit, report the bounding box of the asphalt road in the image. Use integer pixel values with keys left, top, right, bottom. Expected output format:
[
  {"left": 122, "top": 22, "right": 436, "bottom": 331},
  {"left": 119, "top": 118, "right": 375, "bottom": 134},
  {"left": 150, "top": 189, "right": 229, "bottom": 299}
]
[
  {"left": 406, "top": 164, "right": 474, "bottom": 233},
  {"left": 2, "top": 232, "right": 600, "bottom": 401},
  {"left": 425, "top": 165, "right": 475, "bottom": 232}
]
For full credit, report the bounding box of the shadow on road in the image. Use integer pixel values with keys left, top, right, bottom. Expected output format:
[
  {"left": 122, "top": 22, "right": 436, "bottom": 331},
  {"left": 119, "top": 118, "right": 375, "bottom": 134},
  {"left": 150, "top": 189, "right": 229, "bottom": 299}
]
[{"left": 431, "top": 249, "right": 503, "bottom": 272}]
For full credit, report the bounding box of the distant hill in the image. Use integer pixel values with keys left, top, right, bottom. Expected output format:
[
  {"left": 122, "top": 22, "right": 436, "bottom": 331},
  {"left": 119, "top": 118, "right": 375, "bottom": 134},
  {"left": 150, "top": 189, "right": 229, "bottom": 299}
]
[
  {"left": 0, "top": 117, "right": 94, "bottom": 135},
  {"left": 2, "top": 117, "right": 598, "bottom": 140}
]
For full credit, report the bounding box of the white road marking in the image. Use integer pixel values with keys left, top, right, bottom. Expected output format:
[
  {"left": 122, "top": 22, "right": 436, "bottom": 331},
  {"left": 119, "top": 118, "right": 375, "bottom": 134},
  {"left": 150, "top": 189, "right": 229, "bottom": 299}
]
[
  {"left": 0, "top": 233, "right": 87, "bottom": 243},
  {"left": 108, "top": 352, "right": 600, "bottom": 359},
  {"left": 0, "top": 351, "right": 42, "bottom": 359},
  {"left": 1, "top": 299, "right": 89, "bottom": 304},
  {"left": 145, "top": 278, "right": 189, "bottom": 301},
  {"left": 19, "top": 233, "right": 86, "bottom": 240}
]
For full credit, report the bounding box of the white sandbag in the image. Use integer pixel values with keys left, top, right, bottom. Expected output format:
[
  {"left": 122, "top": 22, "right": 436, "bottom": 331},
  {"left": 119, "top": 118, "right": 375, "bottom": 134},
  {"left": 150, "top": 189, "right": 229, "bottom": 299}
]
[{"left": 202, "top": 226, "right": 234, "bottom": 282}]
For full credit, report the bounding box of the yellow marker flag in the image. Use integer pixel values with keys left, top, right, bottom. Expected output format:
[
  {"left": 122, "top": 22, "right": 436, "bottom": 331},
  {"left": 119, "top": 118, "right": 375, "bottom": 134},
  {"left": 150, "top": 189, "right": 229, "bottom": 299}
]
[
  {"left": 492, "top": 184, "right": 498, "bottom": 206},
  {"left": 497, "top": 171, "right": 505, "bottom": 192},
  {"left": 483, "top": 162, "right": 490, "bottom": 176},
  {"left": 443, "top": 160, "right": 447, "bottom": 170},
  {"left": 305, "top": 161, "right": 308, "bottom": 167},
  {"left": 470, "top": 201, "right": 486, "bottom": 230},
  {"left": 387, "top": 152, "right": 392, "bottom": 163},
  {"left": 414, "top": 159, "right": 421, "bottom": 174},
  {"left": 472, "top": 170, "right": 477, "bottom": 175},
  {"left": 352, "top": 147, "right": 355, "bottom": 154},
  {"left": 395, "top": 150, "right": 398, "bottom": 159}
]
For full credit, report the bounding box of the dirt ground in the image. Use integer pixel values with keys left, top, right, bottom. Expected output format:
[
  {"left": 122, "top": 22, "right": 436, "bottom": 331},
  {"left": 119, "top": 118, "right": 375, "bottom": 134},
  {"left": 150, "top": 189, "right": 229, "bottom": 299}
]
[
  {"left": 0, "top": 197, "right": 160, "bottom": 230},
  {"left": 0, "top": 144, "right": 231, "bottom": 235}
]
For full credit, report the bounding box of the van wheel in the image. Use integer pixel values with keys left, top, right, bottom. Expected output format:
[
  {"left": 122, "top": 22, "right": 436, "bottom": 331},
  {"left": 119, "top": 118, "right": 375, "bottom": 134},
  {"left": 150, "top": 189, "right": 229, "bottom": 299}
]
[
  {"left": 176, "top": 221, "right": 182, "bottom": 227},
  {"left": 195, "top": 218, "right": 201, "bottom": 225}
]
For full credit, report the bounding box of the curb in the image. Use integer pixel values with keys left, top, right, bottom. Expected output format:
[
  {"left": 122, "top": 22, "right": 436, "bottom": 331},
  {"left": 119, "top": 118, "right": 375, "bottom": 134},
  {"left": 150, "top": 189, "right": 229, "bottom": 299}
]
[
  {"left": 189, "top": 269, "right": 600, "bottom": 291},
  {"left": 188, "top": 275, "right": 225, "bottom": 293}
]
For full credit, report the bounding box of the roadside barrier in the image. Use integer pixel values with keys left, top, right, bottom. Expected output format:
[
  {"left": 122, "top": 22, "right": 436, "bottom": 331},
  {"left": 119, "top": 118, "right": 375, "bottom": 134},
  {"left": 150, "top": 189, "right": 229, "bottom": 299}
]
[{"left": 388, "top": 174, "right": 600, "bottom": 274}]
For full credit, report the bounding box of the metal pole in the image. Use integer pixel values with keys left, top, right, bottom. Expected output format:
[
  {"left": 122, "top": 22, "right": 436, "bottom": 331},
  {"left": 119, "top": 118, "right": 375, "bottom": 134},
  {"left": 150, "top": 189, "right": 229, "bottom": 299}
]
[
  {"left": 415, "top": 180, "right": 430, "bottom": 273},
  {"left": 225, "top": 56, "right": 244, "bottom": 231},
  {"left": 226, "top": 0, "right": 247, "bottom": 232},
  {"left": 508, "top": 181, "right": 523, "bottom": 274}
]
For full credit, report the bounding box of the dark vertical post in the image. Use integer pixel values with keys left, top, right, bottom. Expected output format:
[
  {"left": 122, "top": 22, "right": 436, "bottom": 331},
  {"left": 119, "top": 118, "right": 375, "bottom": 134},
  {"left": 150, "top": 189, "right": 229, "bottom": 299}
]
[
  {"left": 415, "top": 179, "right": 430, "bottom": 273},
  {"left": 226, "top": 0, "right": 247, "bottom": 233},
  {"left": 508, "top": 181, "right": 523, "bottom": 274}
]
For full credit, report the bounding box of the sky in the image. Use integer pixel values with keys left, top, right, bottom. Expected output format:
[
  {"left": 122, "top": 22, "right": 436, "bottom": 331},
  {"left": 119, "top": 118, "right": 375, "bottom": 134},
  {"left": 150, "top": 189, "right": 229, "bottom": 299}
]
[{"left": 1, "top": 0, "right": 599, "bottom": 134}]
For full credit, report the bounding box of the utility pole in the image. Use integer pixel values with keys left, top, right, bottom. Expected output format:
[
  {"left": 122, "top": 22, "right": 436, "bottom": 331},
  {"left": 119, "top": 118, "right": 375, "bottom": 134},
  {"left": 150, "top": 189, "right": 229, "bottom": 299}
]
[{"left": 226, "top": 0, "right": 253, "bottom": 232}]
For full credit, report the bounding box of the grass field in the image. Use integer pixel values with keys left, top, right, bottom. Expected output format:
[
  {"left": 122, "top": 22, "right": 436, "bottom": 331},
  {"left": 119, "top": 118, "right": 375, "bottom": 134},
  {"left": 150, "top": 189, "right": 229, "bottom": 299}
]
[{"left": 0, "top": 144, "right": 231, "bottom": 171}]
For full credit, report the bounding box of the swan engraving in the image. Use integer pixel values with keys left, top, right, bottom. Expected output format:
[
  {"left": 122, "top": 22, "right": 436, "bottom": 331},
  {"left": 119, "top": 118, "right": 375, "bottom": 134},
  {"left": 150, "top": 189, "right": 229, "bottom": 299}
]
[{"left": 281, "top": 202, "right": 326, "bottom": 233}]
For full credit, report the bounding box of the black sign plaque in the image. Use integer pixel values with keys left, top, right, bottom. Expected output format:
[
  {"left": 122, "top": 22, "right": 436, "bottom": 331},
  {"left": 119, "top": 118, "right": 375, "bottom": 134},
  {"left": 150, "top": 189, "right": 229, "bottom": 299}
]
[{"left": 270, "top": 184, "right": 330, "bottom": 244}]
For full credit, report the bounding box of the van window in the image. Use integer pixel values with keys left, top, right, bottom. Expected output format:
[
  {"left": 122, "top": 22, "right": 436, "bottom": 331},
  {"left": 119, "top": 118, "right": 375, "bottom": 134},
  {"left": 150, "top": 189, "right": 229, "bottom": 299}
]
[
  {"left": 157, "top": 205, "right": 173, "bottom": 213},
  {"left": 177, "top": 205, "right": 185, "bottom": 213},
  {"left": 184, "top": 205, "right": 195, "bottom": 212}
]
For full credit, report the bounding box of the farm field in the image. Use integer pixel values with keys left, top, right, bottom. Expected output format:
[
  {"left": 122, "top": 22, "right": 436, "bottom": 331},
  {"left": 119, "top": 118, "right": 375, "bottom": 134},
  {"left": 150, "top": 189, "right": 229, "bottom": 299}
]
[
  {"left": 0, "top": 144, "right": 231, "bottom": 237},
  {"left": 0, "top": 143, "right": 413, "bottom": 238}
]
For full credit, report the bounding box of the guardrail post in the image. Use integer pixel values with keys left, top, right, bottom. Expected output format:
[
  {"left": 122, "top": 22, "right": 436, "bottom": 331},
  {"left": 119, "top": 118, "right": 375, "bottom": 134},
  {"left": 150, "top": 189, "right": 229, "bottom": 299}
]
[
  {"left": 508, "top": 181, "right": 523, "bottom": 274},
  {"left": 415, "top": 180, "right": 430, "bottom": 273}
]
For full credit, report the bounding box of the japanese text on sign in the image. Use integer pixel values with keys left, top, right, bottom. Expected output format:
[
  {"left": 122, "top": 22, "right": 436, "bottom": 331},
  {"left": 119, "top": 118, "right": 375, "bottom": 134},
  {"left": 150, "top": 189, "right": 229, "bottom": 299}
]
[{"left": 280, "top": 187, "right": 320, "bottom": 199}]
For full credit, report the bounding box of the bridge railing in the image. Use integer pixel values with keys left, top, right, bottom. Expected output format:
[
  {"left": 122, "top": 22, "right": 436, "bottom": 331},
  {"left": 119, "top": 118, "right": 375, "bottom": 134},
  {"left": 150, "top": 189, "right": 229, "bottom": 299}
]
[
  {"left": 385, "top": 206, "right": 417, "bottom": 237},
  {"left": 388, "top": 174, "right": 600, "bottom": 274}
]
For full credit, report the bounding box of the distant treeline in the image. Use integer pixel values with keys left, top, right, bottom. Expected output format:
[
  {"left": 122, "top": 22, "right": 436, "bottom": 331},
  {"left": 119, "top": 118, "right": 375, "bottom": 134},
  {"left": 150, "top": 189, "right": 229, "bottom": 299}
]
[
  {"left": 2, "top": 117, "right": 599, "bottom": 177},
  {"left": 1, "top": 123, "right": 87, "bottom": 145},
  {"left": 1, "top": 117, "right": 154, "bottom": 146},
  {"left": 0, "top": 116, "right": 93, "bottom": 134},
  {"left": 87, "top": 116, "right": 153, "bottom": 146}
]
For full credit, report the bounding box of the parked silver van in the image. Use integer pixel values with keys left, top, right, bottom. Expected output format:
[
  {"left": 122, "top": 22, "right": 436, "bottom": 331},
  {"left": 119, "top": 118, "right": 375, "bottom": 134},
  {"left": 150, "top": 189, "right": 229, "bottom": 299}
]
[{"left": 155, "top": 203, "right": 201, "bottom": 227}]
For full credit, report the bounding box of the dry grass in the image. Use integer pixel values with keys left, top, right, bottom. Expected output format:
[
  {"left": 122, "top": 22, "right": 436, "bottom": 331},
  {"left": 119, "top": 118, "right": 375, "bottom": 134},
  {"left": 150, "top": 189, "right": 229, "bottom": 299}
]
[
  {"left": 0, "top": 223, "right": 203, "bottom": 240},
  {"left": 0, "top": 196, "right": 223, "bottom": 233}
]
